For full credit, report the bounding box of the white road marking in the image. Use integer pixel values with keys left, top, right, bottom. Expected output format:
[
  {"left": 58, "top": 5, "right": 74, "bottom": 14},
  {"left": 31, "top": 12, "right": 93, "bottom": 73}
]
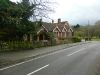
[
  {"left": 0, "top": 48, "right": 69, "bottom": 71},
  {"left": 0, "top": 59, "right": 35, "bottom": 71},
  {"left": 0, "top": 43, "right": 95, "bottom": 71},
  {"left": 27, "top": 64, "right": 49, "bottom": 75},
  {"left": 67, "top": 43, "right": 97, "bottom": 57},
  {"left": 67, "top": 48, "right": 85, "bottom": 56}
]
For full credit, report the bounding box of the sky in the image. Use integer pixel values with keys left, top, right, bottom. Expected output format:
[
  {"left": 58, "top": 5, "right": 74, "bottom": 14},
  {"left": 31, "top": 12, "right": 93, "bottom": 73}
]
[{"left": 10, "top": 0, "right": 100, "bottom": 25}]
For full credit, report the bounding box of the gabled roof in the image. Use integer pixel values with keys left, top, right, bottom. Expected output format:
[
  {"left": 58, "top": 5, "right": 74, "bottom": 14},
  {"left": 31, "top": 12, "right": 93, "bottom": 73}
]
[
  {"left": 54, "top": 21, "right": 70, "bottom": 31},
  {"left": 41, "top": 21, "right": 73, "bottom": 32},
  {"left": 42, "top": 22, "right": 56, "bottom": 32},
  {"left": 53, "top": 25, "right": 61, "bottom": 32}
]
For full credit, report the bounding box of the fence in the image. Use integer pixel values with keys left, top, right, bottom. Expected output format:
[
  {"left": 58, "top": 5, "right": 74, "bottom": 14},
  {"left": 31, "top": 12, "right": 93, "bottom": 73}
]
[{"left": 0, "top": 41, "right": 34, "bottom": 51}]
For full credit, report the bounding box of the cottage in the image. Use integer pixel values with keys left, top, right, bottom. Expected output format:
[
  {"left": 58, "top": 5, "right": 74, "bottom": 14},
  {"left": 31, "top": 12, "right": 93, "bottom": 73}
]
[{"left": 37, "top": 19, "right": 73, "bottom": 42}]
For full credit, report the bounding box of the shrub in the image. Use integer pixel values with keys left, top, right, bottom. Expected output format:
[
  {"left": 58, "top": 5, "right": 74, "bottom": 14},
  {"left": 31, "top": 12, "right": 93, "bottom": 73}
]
[
  {"left": 72, "top": 37, "right": 81, "bottom": 43},
  {"left": 85, "top": 37, "right": 91, "bottom": 41},
  {"left": 0, "top": 41, "right": 34, "bottom": 51}
]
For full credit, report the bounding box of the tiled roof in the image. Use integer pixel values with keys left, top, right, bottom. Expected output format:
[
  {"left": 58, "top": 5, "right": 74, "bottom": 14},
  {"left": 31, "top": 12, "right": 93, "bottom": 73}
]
[
  {"left": 54, "top": 21, "right": 70, "bottom": 31},
  {"left": 42, "top": 22, "right": 55, "bottom": 32},
  {"left": 42, "top": 21, "right": 72, "bottom": 32}
]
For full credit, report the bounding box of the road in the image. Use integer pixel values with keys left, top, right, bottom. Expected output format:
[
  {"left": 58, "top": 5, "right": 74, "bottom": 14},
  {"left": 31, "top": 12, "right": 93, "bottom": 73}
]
[{"left": 0, "top": 41, "right": 100, "bottom": 75}]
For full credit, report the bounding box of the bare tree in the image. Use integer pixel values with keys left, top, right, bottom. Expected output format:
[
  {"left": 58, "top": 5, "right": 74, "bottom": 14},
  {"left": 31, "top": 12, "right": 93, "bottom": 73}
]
[
  {"left": 94, "top": 20, "right": 100, "bottom": 38},
  {"left": 29, "top": 0, "right": 55, "bottom": 20}
]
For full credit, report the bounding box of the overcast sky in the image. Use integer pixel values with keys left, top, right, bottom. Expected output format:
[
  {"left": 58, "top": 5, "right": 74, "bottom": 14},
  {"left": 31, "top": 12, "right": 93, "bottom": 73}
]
[{"left": 10, "top": 0, "right": 100, "bottom": 25}]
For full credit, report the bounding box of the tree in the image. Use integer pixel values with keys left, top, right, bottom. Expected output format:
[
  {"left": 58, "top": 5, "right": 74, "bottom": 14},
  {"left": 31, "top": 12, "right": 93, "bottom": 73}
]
[
  {"left": 0, "top": 0, "right": 54, "bottom": 40},
  {"left": 94, "top": 20, "right": 100, "bottom": 38},
  {"left": 73, "top": 24, "right": 81, "bottom": 37},
  {"left": 75, "top": 31, "right": 84, "bottom": 38},
  {"left": 73, "top": 24, "right": 80, "bottom": 30},
  {"left": 0, "top": 0, "right": 18, "bottom": 40},
  {"left": 0, "top": 0, "right": 36, "bottom": 40},
  {"left": 31, "top": 0, "right": 54, "bottom": 19}
]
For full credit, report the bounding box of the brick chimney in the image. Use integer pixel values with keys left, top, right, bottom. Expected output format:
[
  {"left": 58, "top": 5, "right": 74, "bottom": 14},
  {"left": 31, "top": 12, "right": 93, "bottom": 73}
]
[{"left": 58, "top": 18, "right": 61, "bottom": 23}]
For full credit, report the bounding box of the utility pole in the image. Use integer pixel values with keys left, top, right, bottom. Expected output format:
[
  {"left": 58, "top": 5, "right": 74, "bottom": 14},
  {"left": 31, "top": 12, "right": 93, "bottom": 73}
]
[{"left": 88, "top": 20, "right": 90, "bottom": 41}]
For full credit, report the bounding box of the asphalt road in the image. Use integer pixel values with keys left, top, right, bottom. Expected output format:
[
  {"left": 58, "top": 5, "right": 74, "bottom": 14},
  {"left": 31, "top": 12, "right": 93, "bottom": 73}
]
[{"left": 0, "top": 41, "right": 100, "bottom": 75}]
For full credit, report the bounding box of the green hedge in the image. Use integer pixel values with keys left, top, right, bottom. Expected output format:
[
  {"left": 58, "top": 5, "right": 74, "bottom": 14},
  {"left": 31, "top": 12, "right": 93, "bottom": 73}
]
[
  {"left": 71, "top": 37, "right": 81, "bottom": 43},
  {"left": 0, "top": 41, "right": 34, "bottom": 51},
  {"left": 0, "top": 40, "right": 57, "bottom": 52},
  {"left": 85, "top": 37, "right": 91, "bottom": 41}
]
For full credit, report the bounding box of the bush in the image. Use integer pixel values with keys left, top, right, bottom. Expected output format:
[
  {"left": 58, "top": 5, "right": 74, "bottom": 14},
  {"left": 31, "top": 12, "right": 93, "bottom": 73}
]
[
  {"left": 50, "top": 39, "right": 56, "bottom": 46},
  {"left": 0, "top": 41, "right": 34, "bottom": 51},
  {"left": 34, "top": 41, "right": 44, "bottom": 48},
  {"left": 85, "top": 37, "right": 91, "bottom": 41},
  {"left": 72, "top": 37, "right": 81, "bottom": 43}
]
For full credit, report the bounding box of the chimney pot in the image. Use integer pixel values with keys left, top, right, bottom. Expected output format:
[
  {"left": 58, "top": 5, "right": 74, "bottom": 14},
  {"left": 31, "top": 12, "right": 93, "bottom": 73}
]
[{"left": 58, "top": 18, "right": 61, "bottom": 23}]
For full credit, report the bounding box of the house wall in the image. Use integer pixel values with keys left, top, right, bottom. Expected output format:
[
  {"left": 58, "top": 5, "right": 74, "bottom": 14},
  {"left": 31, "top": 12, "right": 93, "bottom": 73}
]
[
  {"left": 37, "top": 20, "right": 73, "bottom": 43},
  {"left": 62, "top": 32, "right": 65, "bottom": 38},
  {"left": 59, "top": 32, "right": 62, "bottom": 38}
]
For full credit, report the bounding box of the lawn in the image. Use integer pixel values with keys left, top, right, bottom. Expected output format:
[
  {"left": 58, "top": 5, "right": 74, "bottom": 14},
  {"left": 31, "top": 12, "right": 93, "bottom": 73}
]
[{"left": 92, "top": 38, "right": 100, "bottom": 41}]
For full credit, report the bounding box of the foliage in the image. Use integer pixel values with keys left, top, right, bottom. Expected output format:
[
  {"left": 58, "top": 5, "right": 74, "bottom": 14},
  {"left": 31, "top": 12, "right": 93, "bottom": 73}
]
[
  {"left": 0, "top": 0, "right": 54, "bottom": 41},
  {"left": 92, "top": 38, "right": 100, "bottom": 41},
  {"left": 46, "top": 32, "right": 54, "bottom": 39},
  {"left": 74, "top": 31, "right": 85, "bottom": 38},
  {"left": 0, "top": 0, "right": 57, "bottom": 51},
  {"left": 93, "top": 21, "right": 100, "bottom": 38},
  {"left": 58, "top": 38, "right": 73, "bottom": 44},
  {"left": 46, "top": 32, "right": 56, "bottom": 45},
  {"left": 84, "top": 37, "right": 91, "bottom": 41},
  {"left": 73, "top": 20, "right": 100, "bottom": 39},
  {"left": 73, "top": 25, "right": 86, "bottom": 38},
  {"left": 73, "top": 24, "right": 80, "bottom": 29},
  {"left": 0, "top": 0, "right": 36, "bottom": 40},
  {"left": 0, "top": 41, "right": 34, "bottom": 51},
  {"left": 71, "top": 37, "right": 81, "bottom": 43}
]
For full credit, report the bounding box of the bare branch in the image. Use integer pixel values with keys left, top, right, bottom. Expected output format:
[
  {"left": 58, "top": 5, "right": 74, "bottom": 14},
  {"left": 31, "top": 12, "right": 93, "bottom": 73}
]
[{"left": 29, "top": 0, "right": 56, "bottom": 20}]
